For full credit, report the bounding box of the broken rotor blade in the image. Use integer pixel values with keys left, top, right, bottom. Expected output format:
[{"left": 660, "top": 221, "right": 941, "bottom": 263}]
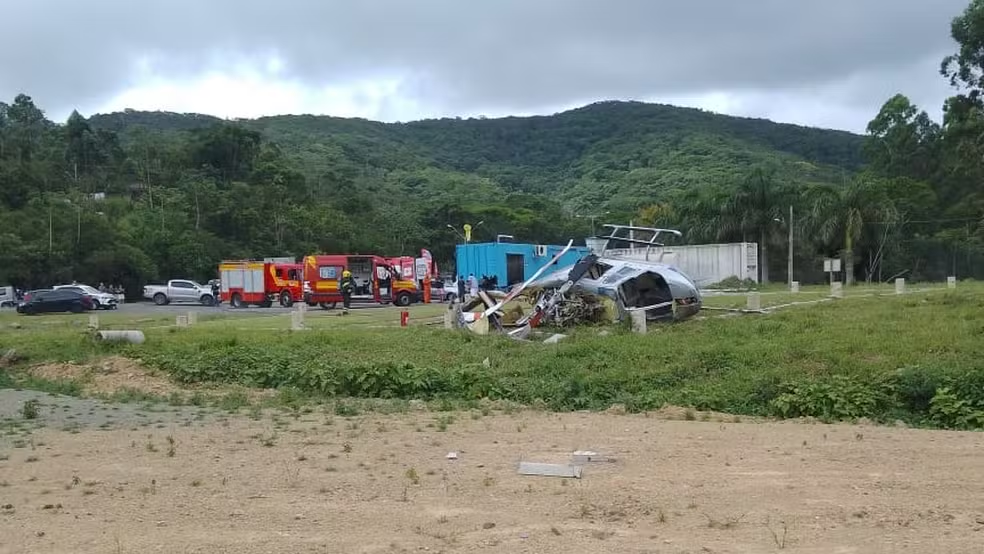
[{"left": 478, "top": 239, "right": 574, "bottom": 321}]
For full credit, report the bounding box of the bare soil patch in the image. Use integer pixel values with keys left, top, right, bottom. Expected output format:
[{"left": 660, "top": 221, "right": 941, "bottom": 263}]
[
  {"left": 28, "top": 356, "right": 182, "bottom": 396},
  {"left": 25, "top": 356, "right": 275, "bottom": 402},
  {"left": 1, "top": 410, "right": 982, "bottom": 553}
]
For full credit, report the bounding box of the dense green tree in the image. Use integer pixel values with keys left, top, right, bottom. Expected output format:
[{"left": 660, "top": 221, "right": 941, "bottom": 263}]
[
  {"left": 64, "top": 110, "right": 104, "bottom": 178},
  {"left": 804, "top": 173, "right": 898, "bottom": 285},
  {"left": 5, "top": 94, "right": 48, "bottom": 162},
  {"left": 864, "top": 94, "right": 941, "bottom": 182},
  {"left": 942, "top": 0, "right": 984, "bottom": 99},
  {"left": 718, "top": 165, "right": 791, "bottom": 283},
  {"left": 190, "top": 124, "right": 262, "bottom": 181}
]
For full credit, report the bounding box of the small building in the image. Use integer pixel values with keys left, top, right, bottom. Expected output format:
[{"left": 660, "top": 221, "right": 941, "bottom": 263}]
[{"left": 454, "top": 242, "right": 591, "bottom": 288}]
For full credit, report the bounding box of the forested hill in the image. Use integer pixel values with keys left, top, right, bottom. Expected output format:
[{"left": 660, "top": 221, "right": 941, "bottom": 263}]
[{"left": 89, "top": 101, "right": 864, "bottom": 210}]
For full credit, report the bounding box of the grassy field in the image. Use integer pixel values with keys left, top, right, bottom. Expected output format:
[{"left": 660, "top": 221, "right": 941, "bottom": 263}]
[
  {"left": 2, "top": 284, "right": 984, "bottom": 428},
  {"left": 699, "top": 282, "right": 954, "bottom": 309}
]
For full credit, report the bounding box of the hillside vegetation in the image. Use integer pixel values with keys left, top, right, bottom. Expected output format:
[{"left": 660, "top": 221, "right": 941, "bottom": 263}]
[
  {"left": 0, "top": 98, "right": 865, "bottom": 290},
  {"left": 89, "top": 101, "right": 863, "bottom": 213}
]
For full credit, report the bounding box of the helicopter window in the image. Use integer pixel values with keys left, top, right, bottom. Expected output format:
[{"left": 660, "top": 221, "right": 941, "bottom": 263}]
[{"left": 587, "top": 262, "right": 613, "bottom": 280}]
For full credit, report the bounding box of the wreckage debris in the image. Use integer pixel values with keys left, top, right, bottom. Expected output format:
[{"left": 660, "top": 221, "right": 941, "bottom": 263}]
[
  {"left": 571, "top": 450, "right": 616, "bottom": 464},
  {"left": 450, "top": 225, "right": 703, "bottom": 340},
  {"left": 517, "top": 451, "right": 614, "bottom": 478},
  {"left": 517, "top": 462, "right": 583, "bottom": 479}
]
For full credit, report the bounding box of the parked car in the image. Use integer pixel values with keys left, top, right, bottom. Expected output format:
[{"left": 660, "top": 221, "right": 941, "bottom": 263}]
[
  {"left": 442, "top": 279, "right": 460, "bottom": 302},
  {"left": 430, "top": 279, "right": 445, "bottom": 300},
  {"left": 143, "top": 280, "right": 216, "bottom": 306},
  {"left": 17, "top": 289, "right": 94, "bottom": 315},
  {"left": 53, "top": 284, "right": 119, "bottom": 310},
  {"left": 430, "top": 279, "right": 460, "bottom": 302},
  {"left": 22, "top": 289, "right": 50, "bottom": 303}
]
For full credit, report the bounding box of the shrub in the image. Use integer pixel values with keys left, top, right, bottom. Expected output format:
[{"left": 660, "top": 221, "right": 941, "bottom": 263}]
[
  {"left": 707, "top": 276, "right": 757, "bottom": 290},
  {"left": 769, "top": 376, "right": 887, "bottom": 421},
  {"left": 891, "top": 366, "right": 943, "bottom": 414},
  {"left": 928, "top": 387, "right": 984, "bottom": 430}
]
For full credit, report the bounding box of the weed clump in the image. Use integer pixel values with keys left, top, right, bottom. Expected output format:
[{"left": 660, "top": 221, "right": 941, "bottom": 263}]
[{"left": 21, "top": 400, "right": 40, "bottom": 420}]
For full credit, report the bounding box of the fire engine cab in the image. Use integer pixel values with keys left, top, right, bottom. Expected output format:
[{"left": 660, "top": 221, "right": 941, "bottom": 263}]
[
  {"left": 303, "top": 254, "right": 421, "bottom": 308},
  {"left": 388, "top": 251, "right": 439, "bottom": 303},
  {"left": 218, "top": 260, "right": 304, "bottom": 308}
]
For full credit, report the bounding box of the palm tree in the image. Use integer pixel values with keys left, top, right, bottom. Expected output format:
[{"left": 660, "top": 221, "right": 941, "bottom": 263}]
[
  {"left": 671, "top": 185, "right": 730, "bottom": 244},
  {"left": 718, "top": 166, "right": 789, "bottom": 284},
  {"left": 668, "top": 167, "right": 788, "bottom": 283},
  {"left": 637, "top": 203, "right": 676, "bottom": 227},
  {"left": 805, "top": 173, "right": 895, "bottom": 285}
]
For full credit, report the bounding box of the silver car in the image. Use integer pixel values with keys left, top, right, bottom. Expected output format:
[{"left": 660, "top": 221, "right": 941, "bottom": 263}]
[{"left": 52, "top": 284, "right": 119, "bottom": 310}]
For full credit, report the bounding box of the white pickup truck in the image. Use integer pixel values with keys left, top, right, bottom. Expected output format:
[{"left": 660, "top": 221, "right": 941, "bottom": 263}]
[{"left": 143, "top": 280, "right": 216, "bottom": 306}]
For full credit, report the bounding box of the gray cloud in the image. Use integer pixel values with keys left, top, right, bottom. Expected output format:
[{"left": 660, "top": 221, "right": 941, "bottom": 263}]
[{"left": 0, "top": 0, "right": 969, "bottom": 129}]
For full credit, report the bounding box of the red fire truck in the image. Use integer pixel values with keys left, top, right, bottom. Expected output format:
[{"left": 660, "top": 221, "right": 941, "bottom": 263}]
[
  {"left": 387, "top": 256, "right": 416, "bottom": 282},
  {"left": 303, "top": 254, "right": 421, "bottom": 308},
  {"left": 218, "top": 260, "right": 304, "bottom": 308},
  {"left": 387, "top": 251, "right": 439, "bottom": 303}
]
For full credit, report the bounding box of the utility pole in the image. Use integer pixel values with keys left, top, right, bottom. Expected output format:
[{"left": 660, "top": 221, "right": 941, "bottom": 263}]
[
  {"left": 575, "top": 212, "right": 609, "bottom": 236},
  {"left": 787, "top": 205, "right": 794, "bottom": 287}
]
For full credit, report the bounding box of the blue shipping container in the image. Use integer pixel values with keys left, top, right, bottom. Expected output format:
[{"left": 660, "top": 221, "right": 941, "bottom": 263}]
[{"left": 454, "top": 242, "right": 591, "bottom": 289}]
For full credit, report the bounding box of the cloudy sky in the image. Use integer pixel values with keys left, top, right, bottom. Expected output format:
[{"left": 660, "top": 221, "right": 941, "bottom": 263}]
[{"left": 0, "top": 0, "right": 970, "bottom": 133}]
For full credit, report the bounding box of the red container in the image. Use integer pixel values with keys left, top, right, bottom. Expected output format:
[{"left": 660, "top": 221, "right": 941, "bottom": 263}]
[{"left": 400, "top": 310, "right": 409, "bottom": 327}]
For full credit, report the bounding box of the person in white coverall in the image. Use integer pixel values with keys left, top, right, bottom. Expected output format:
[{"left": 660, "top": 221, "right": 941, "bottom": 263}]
[{"left": 468, "top": 273, "right": 479, "bottom": 302}]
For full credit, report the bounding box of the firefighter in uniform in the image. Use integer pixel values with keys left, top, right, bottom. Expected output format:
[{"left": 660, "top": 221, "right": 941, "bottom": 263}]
[{"left": 340, "top": 269, "right": 355, "bottom": 313}]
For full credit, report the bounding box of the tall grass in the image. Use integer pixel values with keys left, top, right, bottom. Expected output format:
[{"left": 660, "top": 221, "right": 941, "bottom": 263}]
[{"left": 2, "top": 289, "right": 984, "bottom": 427}]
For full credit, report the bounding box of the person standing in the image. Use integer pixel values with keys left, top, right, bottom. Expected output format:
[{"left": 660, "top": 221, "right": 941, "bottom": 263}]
[
  {"left": 468, "top": 273, "right": 478, "bottom": 301},
  {"left": 340, "top": 269, "right": 355, "bottom": 314}
]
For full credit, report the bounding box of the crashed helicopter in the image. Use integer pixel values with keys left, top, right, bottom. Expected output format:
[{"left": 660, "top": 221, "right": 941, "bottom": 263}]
[{"left": 453, "top": 224, "right": 702, "bottom": 339}]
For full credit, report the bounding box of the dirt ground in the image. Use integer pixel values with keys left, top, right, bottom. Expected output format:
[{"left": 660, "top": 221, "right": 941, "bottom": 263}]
[
  {"left": 2, "top": 402, "right": 983, "bottom": 554},
  {"left": 27, "top": 356, "right": 184, "bottom": 397}
]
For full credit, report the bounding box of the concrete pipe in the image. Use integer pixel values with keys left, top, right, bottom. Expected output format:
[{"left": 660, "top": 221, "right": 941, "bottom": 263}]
[{"left": 95, "top": 330, "right": 146, "bottom": 344}]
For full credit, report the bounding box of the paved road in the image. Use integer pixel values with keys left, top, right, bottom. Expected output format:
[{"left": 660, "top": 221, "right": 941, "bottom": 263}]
[
  {"left": 110, "top": 301, "right": 397, "bottom": 316},
  {"left": 0, "top": 298, "right": 454, "bottom": 318}
]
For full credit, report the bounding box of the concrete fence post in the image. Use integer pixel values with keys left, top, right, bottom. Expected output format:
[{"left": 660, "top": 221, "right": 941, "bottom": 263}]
[
  {"left": 187, "top": 311, "right": 197, "bottom": 326},
  {"left": 895, "top": 278, "right": 906, "bottom": 295},
  {"left": 790, "top": 281, "right": 800, "bottom": 293},
  {"left": 176, "top": 315, "right": 189, "bottom": 328},
  {"left": 830, "top": 282, "right": 843, "bottom": 298},
  {"left": 630, "top": 311, "right": 647, "bottom": 334},
  {"left": 88, "top": 315, "right": 99, "bottom": 329},
  {"left": 291, "top": 310, "right": 305, "bottom": 330},
  {"left": 947, "top": 276, "right": 957, "bottom": 289},
  {"left": 746, "top": 292, "right": 761, "bottom": 310}
]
